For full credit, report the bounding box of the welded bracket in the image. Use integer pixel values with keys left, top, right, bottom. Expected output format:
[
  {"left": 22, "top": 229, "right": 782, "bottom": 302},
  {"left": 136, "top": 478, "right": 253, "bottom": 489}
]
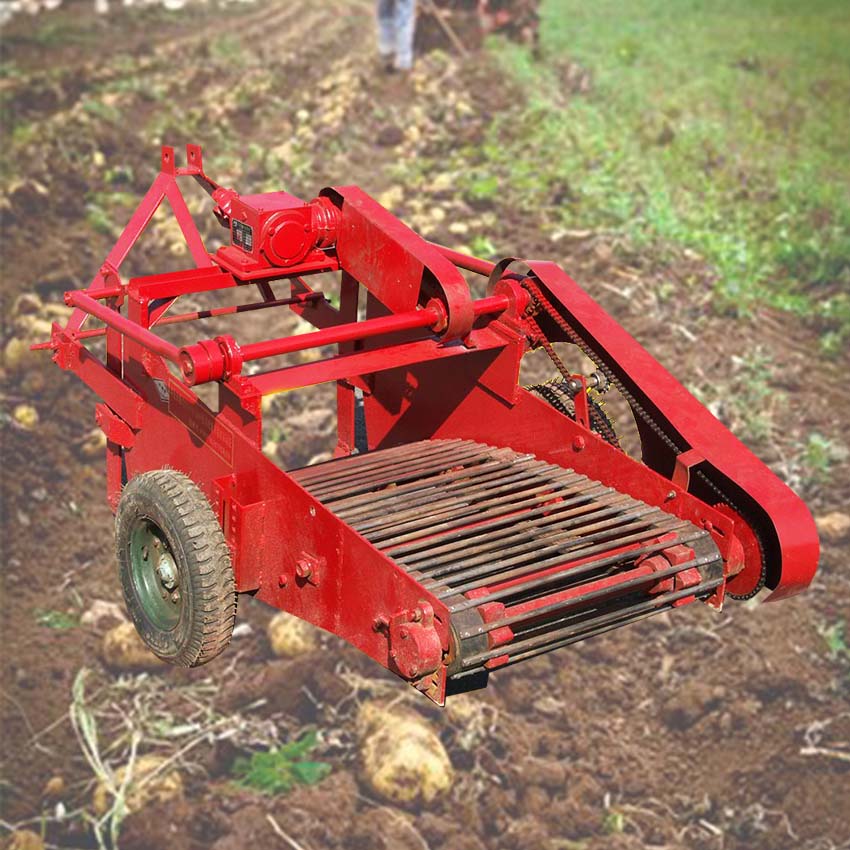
[
  {"left": 672, "top": 448, "right": 705, "bottom": 490},
  {"left": 95, "top": 403, "right": 135, "bottom": 448},
  {"left": 384, "top": 602, "right": 443, "bottom": 681}
]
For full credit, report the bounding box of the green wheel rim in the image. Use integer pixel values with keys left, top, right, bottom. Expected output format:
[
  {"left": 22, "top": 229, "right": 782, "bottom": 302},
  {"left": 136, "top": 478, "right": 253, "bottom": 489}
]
[{"left": 128, "top": 519, "right": 183, "bottom": 630}]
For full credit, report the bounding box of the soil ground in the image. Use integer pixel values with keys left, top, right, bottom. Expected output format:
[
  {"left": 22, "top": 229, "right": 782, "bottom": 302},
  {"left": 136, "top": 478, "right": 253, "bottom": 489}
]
[{"left": 1, "top": 2, "right": 849, "bottom": 849}]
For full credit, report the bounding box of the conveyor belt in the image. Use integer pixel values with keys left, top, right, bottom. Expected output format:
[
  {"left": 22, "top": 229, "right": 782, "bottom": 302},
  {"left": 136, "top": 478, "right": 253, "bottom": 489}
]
[{"left": 292, "top": 439, "right": 724, "bottom": 678}]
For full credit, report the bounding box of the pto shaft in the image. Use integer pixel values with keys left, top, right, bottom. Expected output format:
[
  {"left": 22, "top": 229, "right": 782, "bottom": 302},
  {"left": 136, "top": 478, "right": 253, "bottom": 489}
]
[{"left": 178, "top": 293, "right": 512, "bottom": 385}]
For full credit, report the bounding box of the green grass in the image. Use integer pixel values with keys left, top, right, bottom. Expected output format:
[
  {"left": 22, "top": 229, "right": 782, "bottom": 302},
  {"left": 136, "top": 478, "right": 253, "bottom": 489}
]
[
  {"left": 472, "top": 0, "right": 850, "bottom": 350},
  {"left": 29, "top": 18, "right": 101, "bottom": 47},
  {"left": 803, "top": 432, "right": 850, "bottom": 482},
  {"left": 36, "top": 609, "right": 79, "bottom": 630},
  {"left": 820, "top": 620, "right": 848, "bottom": 661},
  {"left": 230, "top": 730, "right": 331, "bottom": 796},
  {"left": 602, "top": 811, "right": 627, "bottom": 834},
  {"left": 819, "top": 620, "right": 849, "bottom": 689}
]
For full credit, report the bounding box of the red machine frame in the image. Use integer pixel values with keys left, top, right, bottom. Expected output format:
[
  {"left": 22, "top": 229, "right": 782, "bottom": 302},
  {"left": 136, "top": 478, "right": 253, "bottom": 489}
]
[{"left": 41, "top": 145, "right": 819, "bottom": 703}]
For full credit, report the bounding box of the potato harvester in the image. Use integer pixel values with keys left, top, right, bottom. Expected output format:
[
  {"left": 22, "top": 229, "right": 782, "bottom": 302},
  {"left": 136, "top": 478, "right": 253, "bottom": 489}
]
[{"left": 38, "top": 145, "right": 819, "bottom": 704}]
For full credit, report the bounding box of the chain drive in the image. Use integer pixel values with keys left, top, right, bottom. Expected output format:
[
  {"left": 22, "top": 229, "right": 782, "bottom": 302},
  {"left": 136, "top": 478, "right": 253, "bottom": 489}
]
[{"left": 520, "top": 278, "right": 767, "bottom": 599}]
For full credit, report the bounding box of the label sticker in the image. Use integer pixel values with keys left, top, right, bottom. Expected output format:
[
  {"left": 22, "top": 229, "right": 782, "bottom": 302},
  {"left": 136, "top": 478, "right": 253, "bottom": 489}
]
[
  {"left": 232, "top": 219, "right": 254, "bottom": 252},
  {"left": 152, "top": 379, "right": 170, "bottom": 404}
]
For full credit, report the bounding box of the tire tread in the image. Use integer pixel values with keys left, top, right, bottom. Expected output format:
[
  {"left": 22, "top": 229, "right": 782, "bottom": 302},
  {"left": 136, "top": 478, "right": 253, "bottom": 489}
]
[{"left": 116, "top": 470, "right": 236, "bottom": 667}]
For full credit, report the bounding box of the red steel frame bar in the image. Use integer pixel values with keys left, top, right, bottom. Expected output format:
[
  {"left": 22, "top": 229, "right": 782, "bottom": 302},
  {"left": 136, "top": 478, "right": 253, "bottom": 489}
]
[
  {"left": 65, "top": 290, "right": 182, "bottom": 363},
  {"left": 431, "top": 242, "right": 496, "bottom": 277},
  {"left": 32, "top": 292, "right": 324, "bottom": 351},
  {"left": 248, "top": 332, "right": 509, "bottom": 395},
  {"left": 79, "top": 286, "right": 125, "bottom": 301},
  {"left": 236, "top": 304, "right": 443, "bottom": 362},
  {"left": 156, "top": 292, "right": 324, "bottom": 326},
  {"left": 472, "top": 294, "right": 510, "bottom": 315}
]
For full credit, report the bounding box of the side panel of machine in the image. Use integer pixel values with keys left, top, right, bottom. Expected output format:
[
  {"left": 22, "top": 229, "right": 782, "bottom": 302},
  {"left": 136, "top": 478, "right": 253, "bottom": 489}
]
[{"left": 67, "top": 333, "right": 453, "bottom": 680}]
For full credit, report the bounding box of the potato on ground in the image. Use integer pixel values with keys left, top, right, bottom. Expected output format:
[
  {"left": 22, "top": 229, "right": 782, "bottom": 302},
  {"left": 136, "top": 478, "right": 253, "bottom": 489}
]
[
  {"left": 266, "top": 611, "right": 319, "bottom": 657},
  {"left": 5, "top": 831, "right": 44, "bottom": 850},
  {"left": 101, "top": 622, "right": 161, "bottom": 671},
  {"left": 357, "top": 702, "right": 453, "bottom": 805},
  {"left": 93, "top": 754, "right": 183, "bottom": 816},
  {"left": 12, "top": 404, "right": 39, "bottom": 430},
  {"left": 816, "top": 511, "right": 850, "bottom": 543}
]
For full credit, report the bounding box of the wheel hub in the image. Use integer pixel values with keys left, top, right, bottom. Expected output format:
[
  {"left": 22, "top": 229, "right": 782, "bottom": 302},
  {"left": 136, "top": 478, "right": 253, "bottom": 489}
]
[
  {"left": 156, "top": 552, "right": 178, "bottom": 590},
  {"left": 130, "top": 520, "right": 183, "bottom": 630}
]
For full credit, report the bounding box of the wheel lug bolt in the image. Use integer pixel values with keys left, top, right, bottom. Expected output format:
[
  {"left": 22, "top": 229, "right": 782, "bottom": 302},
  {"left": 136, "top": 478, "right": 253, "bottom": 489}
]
[{"left": 171, "top": 590, "right": 180, "bottom": 603}]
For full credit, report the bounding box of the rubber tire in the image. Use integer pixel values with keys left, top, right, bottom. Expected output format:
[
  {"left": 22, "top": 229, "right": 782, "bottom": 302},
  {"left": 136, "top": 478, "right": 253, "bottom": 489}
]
[{"left": 116, "top": 470, "right": 236, "bottom": 667}]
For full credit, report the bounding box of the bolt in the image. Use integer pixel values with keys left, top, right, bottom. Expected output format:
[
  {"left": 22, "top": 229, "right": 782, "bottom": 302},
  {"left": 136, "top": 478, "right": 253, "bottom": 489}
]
[
  {"left": 590, "top": 371, "right": 610, "bottom": 392},
  {"left": 665, "top": 490, "right": 676, "bottom": 501},
  {"left": 572, "top": 435, "right": 586, "bottom": 452},
  {"left": 160, "top": 589, "right": 168, "bottom": 598},
  {"left": 295, "top": 559, "right": 312, "bottom": 579},
  {"left": 373, "top": 616, "right": 388, "bottom": 632},
  {"left": 171, "top": 590, "right": 180, "bottom": 603},
  {"left": 153, "top": 538, "right": 160, "bottom": 549},
  {"left": 141, "top": 546, "right": 148, "bottom": 561},
  {"left": 278, "top": 574, "right": 288, "bottom": 588},
  {"left": 411, "top": 607, "right": 422, "bottom": 622}
]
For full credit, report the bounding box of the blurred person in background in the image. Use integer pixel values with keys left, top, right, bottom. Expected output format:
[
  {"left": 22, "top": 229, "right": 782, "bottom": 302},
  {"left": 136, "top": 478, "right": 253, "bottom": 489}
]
[
  {"left": 376, "top": 0, "right": 417, "bottom": 72},
  {"left": 479, "top": 0, "right": 540, "bottom": 53}
]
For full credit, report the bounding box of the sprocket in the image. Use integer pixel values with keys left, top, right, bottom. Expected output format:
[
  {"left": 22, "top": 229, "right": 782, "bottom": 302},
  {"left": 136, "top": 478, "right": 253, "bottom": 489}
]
[{"left": 527, "top": 378, "right": 621, "bottom": 449}]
